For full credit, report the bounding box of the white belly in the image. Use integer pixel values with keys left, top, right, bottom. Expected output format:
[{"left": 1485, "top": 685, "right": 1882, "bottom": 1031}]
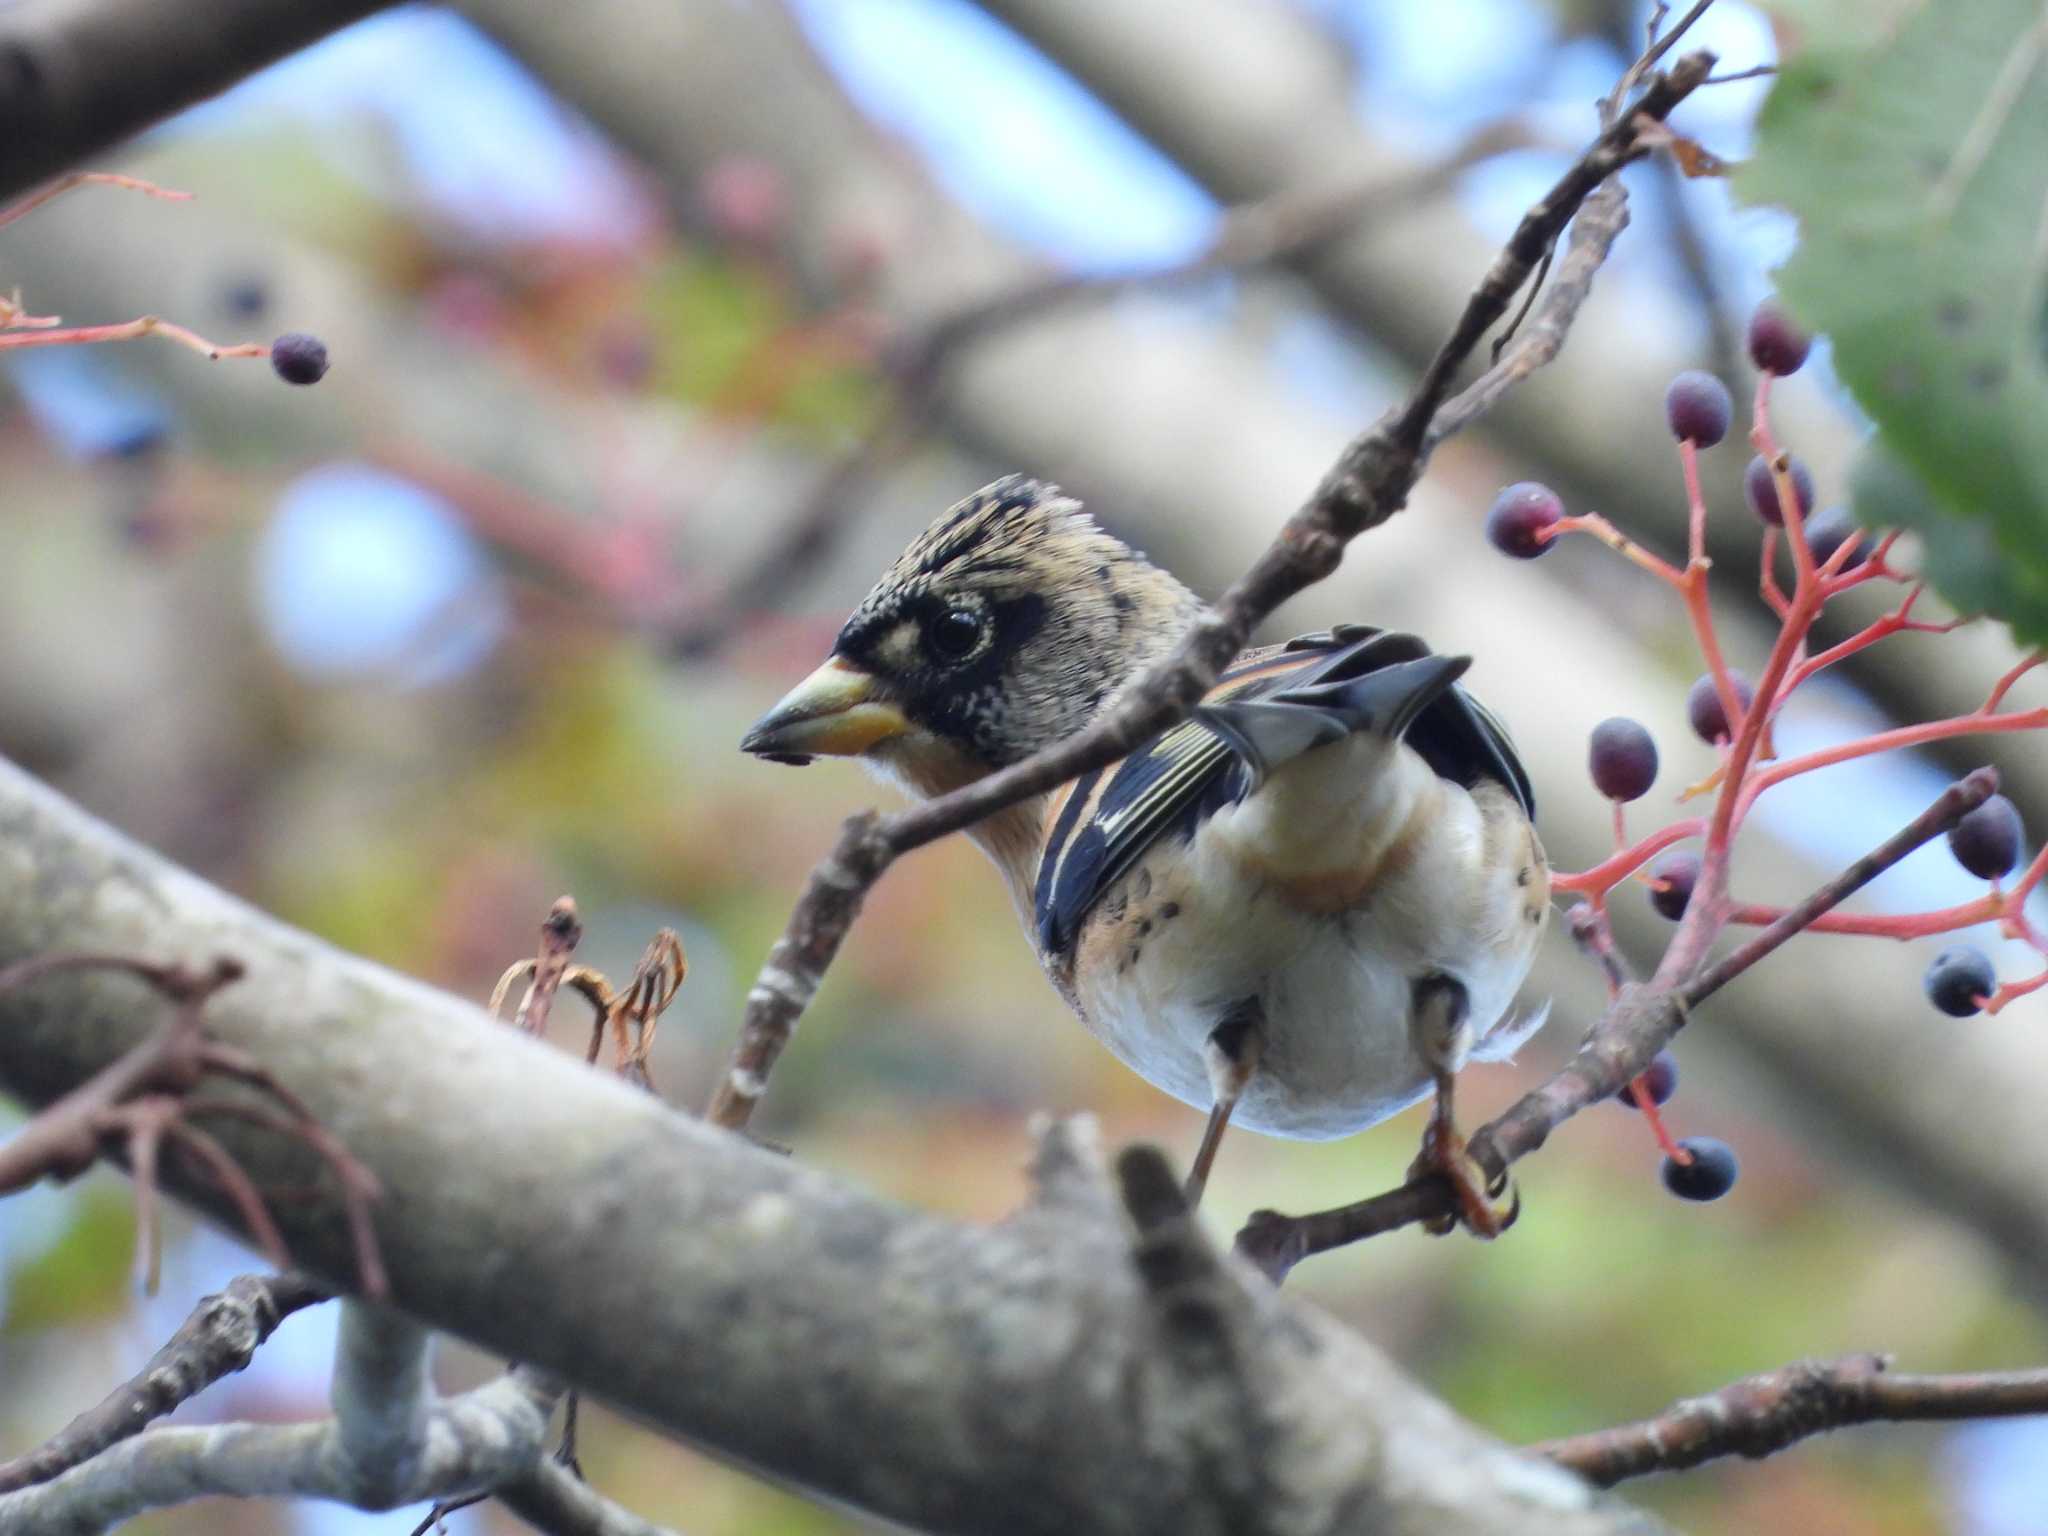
[{"left": 1068, "top": 765, "right": 1544, "bottom": 1140}]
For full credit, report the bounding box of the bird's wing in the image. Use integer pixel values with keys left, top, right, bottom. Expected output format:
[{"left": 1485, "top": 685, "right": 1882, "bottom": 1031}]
[{"left": 1033, "top": 627, "right": 1535, "bottom": 957}]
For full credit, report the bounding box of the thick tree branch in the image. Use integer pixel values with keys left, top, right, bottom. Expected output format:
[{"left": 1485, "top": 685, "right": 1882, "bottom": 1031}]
[
  {"left": 0, "top": 757, "right": 1666, "bottom": 1535},
  {"left": 0, "top": 0, "right": 402, "bottom": 202},
  {"left": 705, "top": 52, "right": 1716, "bottom": 1132},
  {"left": 1535, "top": 1354, "right": 2048, "bottom": 1488}
]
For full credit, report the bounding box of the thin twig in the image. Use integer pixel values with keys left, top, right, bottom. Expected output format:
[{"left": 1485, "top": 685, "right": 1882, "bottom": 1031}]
[
  {"left": 0, "top": 952, "right": 387, "bottom": 1296},
  {"left": 1684, "top": 767, "right": 1997, "bottom": 1006},
  {"left": 1534, "top": 1353, "right": 2048, "bottom": 1487},
  {"left": 0, "top": 1272, "right": 329, "bottom": 1494},
  {"left": 705, "top": 51, "right": 1717, "bottom": 1133},
  {"left": 663, "top": 118, "right": 1537, "bottom": 659},
  {"left": 0, "top": 170, "right": 191, "bottom": 234}
]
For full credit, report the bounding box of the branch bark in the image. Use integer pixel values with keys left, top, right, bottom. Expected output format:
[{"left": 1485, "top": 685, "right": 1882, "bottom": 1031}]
[
  {"left": 0, "top": 757, "right": 1667, "bottom": 1535},
  {"left": 0, "top": 0, "right": 401, "bottom": 202},
  {"left": 0, "top": 1300, "right": 564, "bottom": 1535},
  {"left": 1536, "top": 1354, "right": 2048, "bottom": 1487},
  {"left": 0, "top": 1272, "right": 329, "bottom": 1494}
]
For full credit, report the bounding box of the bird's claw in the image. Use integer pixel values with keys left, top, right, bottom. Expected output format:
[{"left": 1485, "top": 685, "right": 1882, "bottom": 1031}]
[{"left": 1409, "top": 1120, "right": 1518, "bottom": 1239}]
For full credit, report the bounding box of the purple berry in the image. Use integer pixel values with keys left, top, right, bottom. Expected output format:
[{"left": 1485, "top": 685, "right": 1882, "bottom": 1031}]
[
  {"left": 270, "top": 332, "right": 329, "bottom": 386},
  {"left": 1924, "top": 946, "right": 1996, "bottom": 1017},
  {"left": 1616, "top": 1051, "right": 1678, "bottom": 1109},
  {"left": 1589, "top": 718, "right": 1659, "bottom": 801},
  {"left": 1664, "top": 370, "right": 1732, "bottom": 447},
  {"left": 1648, "top": 852, "right": 1701, "bottom": 920},
  {"left": 1743, "top": 453, "right": 1816, "bottom": 527},
  {"left": 1804, "top": 506, "right": 1868, "bottom": 569},
  {"left": 1948, "top": 792, "right": 2024, "bottom": 881},
  {"left": 1686, "top": 671, "right": 1755, "bottom": 745},
  {"left": 1486, "top": 482, "right": 1563, "bottom": 559},
  {"left": 1662, "top": 1137, "right": 1739, "bottom": 1201},
  {"left": 1747, "top": 299, "right": 1812, "bottom": 376}
]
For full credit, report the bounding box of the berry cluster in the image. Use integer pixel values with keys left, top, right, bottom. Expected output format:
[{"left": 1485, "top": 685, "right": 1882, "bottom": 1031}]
[{"left": 1489, "top": 297, "right": 2047, "bottom": 1207}]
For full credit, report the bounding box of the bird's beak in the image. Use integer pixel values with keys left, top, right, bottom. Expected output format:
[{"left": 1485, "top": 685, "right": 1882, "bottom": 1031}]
[{"left": 740, "top": 657, "right": 910, "bottom": 765}]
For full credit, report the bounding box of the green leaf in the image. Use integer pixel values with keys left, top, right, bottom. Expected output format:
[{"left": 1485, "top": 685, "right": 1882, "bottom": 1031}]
[{"left": 1735, "top": 0, "right": 2048, "bottom": 645}]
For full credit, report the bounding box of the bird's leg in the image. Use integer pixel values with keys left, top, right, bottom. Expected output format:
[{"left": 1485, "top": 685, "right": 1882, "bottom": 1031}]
[
  {"left": 1185, "top": 1000, "right": 1264, "bottom": 1206},
  {"left": 1405, "top": 974, "right": 1517, "bottom": 1239}
]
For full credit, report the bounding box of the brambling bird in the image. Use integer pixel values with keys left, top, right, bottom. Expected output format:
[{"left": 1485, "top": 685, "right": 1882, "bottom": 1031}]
[{"left": 741, "top": 477, "right": 1550, "bottom": 1234}]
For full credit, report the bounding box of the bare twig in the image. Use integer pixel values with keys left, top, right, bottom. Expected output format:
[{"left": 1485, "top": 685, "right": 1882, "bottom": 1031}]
[
  {"left": 663, "top": 119, "right": 1536, "bottom": 659},
  {"left": 1684, "top": 768, "right": 1998, "bottom": 1006},
  {"left": 1534, "top": 1353, "right": 2048, "bottom": 1487},
  {"left": 0, "top": 313, "right": 266, "bottom": 360},
  {"left": 705, "top": 52, "right": 1718, "bottom": 1133},
  {"left": 0, "top": 170, "right": 190, "bottom": 234},
  {"left": 489, "top": 897, "right": 585, "bottom": 1038},
  {"left": 1234, "top": 769, "right": 1997, "bottom": 1280},
  {"left": 0, "top": 1272, "right": 329, "bottom": 1494},
  {"left": 0, "top": 952, "right": 386, "bottom": 1297}
]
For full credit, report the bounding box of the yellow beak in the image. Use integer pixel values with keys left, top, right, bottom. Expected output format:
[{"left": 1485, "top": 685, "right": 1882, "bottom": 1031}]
[{"left": 739, "top": 657, "right": 911, "bottom": 763}]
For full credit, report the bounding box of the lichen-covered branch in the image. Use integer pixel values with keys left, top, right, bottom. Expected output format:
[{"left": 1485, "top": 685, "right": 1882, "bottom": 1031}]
[
  {"left": 0, "top": 1302, "right": 562, "bottom": 1536},
  {"left": 0, "top": 758, "right": 1666, "bottom": 1535},
  {"left": 0, "top": 1272, "right": 328, "bottom": 1495}
]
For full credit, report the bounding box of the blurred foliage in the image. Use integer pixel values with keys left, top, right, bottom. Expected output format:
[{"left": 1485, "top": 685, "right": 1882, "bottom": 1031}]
[
  {"left": 1, "top": 1186, "right": 136, "bottom": 1335},
  {"left": 1739, "top": 0, "right": 2048, "bottom": 646}
]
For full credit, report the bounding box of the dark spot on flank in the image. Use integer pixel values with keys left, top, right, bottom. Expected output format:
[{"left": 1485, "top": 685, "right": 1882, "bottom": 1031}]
[
  {"left": 1133, "top": 868, "right": 1152, "bottom": 900},
  {"left": 1111, "top": 590, "right": 1135, "bottom": 616},
  {"left": 1137, "top": 919, "right": 1153, "bottom": 938},
  {"left": 1095, "top": 562, "right": 1115, "bottom": 586},
  {"left": 1516, "top": 868, "right": 1532, "bottom": 887},
  {"left": 1104, "top": 890, "right": 1127, "bottom": 922},
  {"left": 1160, "top": 901, "right": 1181, "bottom": 920},
  {"left": 1526, "top": 908, "right": 1542, "bottom": 925},
  {"left": 1125, "top": 945, "right": 1143, "bottom": 970}
]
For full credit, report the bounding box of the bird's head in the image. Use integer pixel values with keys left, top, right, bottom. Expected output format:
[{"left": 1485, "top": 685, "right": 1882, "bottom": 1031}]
[{"left": 740, "top": 476, "right": 1200, "bottom": 789}]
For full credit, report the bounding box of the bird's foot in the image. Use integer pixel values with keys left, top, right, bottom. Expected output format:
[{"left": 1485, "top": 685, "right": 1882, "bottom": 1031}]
[{"left": 1408, "top": 1118, "right": 1518, "bottom": 1239}]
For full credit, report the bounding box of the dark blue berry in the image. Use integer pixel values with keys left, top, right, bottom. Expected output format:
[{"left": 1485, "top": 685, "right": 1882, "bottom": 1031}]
[
  {"left": 1924, "top": 946, "right": 1996, "bottom": 1017},
  {"left": 1804, "top": 507, "right": 1867, "bottom": 569},
  {"left": 1486, "top": 482, "right": 1563, "bottom": 559},
  {"left": 1948, "top": 793, "right": 2023, "bottom": 881},
  {"left": 1664, "top": 370, "right": 1732, "bottom": 447},
  {"left": 1616, "top": 1051, "right": 1678, "bottom": 1109},
  {"left": 1648, "top": 852, "right": 1701, "bottom": 920},
  {"left": 1589, "top": 718, "right": 1658, "bottom": 802},
  {"left": 1662, "top": 1137, "right": 1739, "bottom": 1201},
  {"left": 1747, "top": 300, "right": 1812, "bottom": 376},
  {"left": 270, "top": 332, "right": 329, "bottom": 386},
  {"left": 1687, "top": 671, "right": 1755, "bottom": 745},
  {"left": 1744, "top": 453, "right": 1815, "bottom": 527}
]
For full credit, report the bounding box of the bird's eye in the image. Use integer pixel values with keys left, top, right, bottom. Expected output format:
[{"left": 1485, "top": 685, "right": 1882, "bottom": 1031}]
[{"left": 925, "top": 608, "right": 984, "bottom": 661}]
